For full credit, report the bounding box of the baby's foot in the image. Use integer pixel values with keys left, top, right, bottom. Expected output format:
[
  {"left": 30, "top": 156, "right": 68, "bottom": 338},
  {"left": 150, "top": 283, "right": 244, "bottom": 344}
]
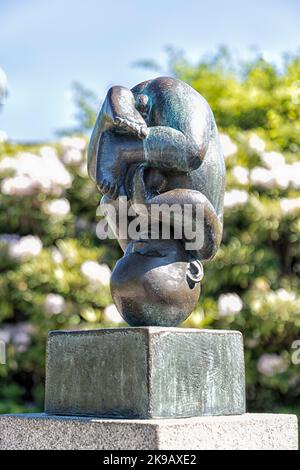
[
  {"left": 97, "top": 177, "right": 119, "bottom": 199},
  {"left": 104, "top": 86, "right": 148, "bottom": 139}
]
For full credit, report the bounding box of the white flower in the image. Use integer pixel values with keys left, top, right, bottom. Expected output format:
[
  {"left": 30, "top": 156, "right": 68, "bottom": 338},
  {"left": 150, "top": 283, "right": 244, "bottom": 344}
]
[
  {"left": 63, "top": 148, "right": 83, "bottom": 165},
  {"left": 218, "top": 293, "right": 243, "bottom": 317},
  {"left": 232, "top": 166, "right": 249, "bottom": 185},
  {"left": 280, "top": 197, "right": 300, "bottom": 216},
  {"left": 0, "top": 150, "right": 72, "bottom": 196},
  {"left": 60, "top": 136, "right": 86, "bottom": 152},
  {"left": 12, "top": 152, "right": 41, "bottom": 178},
  {"left": 44, "top": 294, "right": 66, "bottom": 315},
  {"left": 257, "top": 354, "right": 288, "bottom": 377},
  {"left": 261, "top": 151, "right": 285, "bottom": 169},
  {"left": 224, "top": 190, "right": 249, "bottom": 209},
  {"left": 219, "top": 134, "right": 237, "bottom": 158},
  {"left": 40, "top": 152, "right": 72, "bottom": 190},
  {"left": 289, "top": 162, "right": 300, "bottom": 189},
  {"left": 81, "top": 261, "right": 111, "bottom": 286},
  {"left": 46, "top": 198, "right": 71, "bottom": 217},
  {"left": 250, "top": 167, "right": 276, "bottom": 189},
  {"left": 0, "top": 130, "right": 8, "bottom": 143},
  {"left": 248, "top": 134, "right": 266, "bottom": 154},
  {"left": 8, "top": 235, "right": 42, "bottom": 260},
  {"left": 51, "top": 248, "right": 64, "bottom": 264},
  {"left": 39, "top": 146, "right": 58, "bottom": 159},
  {"left": 0, "top": 156, "right": 15, "bottom": 173},
  {"left": 1, "top": 176, "right": 37, "bottom": 196},
  {"left": 103, "top": 304, "right": 123, "bottom": 324},
  {"left": 0, "top": 156, "right": 18, "bottom": 173},
  {"left": 273, "top": 166, "right": 291, "bottom": 189},
  {"left": 54, "top": 267, "right": 64, "bottom": 280},
  {"left": 250, "top": 163, "right": 300, "bottom": 190}
]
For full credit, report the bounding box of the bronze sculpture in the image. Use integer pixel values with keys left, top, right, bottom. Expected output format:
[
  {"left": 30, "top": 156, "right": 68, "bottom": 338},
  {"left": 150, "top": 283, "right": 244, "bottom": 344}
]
[
  {"left": 88, "top": 77, "right": 225, "bottom": 326},
  {"left": 43, "top": 78, "right": 248, "bottom": 424}
]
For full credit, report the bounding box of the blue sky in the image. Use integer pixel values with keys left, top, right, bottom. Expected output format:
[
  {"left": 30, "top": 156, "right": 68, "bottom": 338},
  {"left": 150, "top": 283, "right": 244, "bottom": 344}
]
[{"left": 0, "top": 0, "right": 299, "bottom": 141}]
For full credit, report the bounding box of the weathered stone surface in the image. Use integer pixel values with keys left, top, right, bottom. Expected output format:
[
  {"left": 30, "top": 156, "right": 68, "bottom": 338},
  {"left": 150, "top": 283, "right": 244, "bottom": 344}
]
[
  {"left": 0, "top": 413, "right": 297, "bottom": 450},
  {"left": 45, "top": 327, "right": 245, "bottom": 419}
]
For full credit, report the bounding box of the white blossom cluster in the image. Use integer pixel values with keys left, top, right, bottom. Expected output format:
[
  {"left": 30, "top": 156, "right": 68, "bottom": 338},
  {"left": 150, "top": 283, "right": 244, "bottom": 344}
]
[
  {"left": 225, "top": 133, "right": 300, "bottom": 214},
  {"left": 45, "top": 198, "right": 71, "bottom": 218},
  {"left": 257, "top": 354, "right": 288, "bottom": 377},
  {"left": 103, "top": 304, "right": 123, "bottom": 324},
  {"left": 51, "top": 247, "right": 64, "bottom": 264},
  {"left": 251, "top": 288, "right": 300, "bottom": 318},
  {"left": 232, "top": 166, "right": 249, "bottom": 185},
  {"left": 218, "top": 293, "right": 243, "bottom": 317},
  {"left": 44, "top": 293, "right": 66, "bottom": 315},
  {"left": 276, "top": 288, "right": 298, "bottom": 303},
  {"left": 250, "top": 160, "right": 300, "bottom": 190},
  {"left": 247, "top": 134, "right": 300, "bottom": 190},
  {"left": 0, "top": 147, "right": 72, "bottom": 196},
  {"left": 224, "top": 189, "right": 249, "bottom": 209},
  {"left": 60, "top": 136, "right": 86, "bottom": 166},
  {"left": 248, "top": 134, "right": 266, "bottom": 154},
  {"left": 280, "top": 197, "right": 300, "bottom": 216},
  {"left": 0, "top": 234, "right": 42, "bottom": 260},
  {"left": 80, "top": 260, "right": 111, "bottom": 286},
  {"left": 219, "top": 133, "right": 238, "bottom": 158}
]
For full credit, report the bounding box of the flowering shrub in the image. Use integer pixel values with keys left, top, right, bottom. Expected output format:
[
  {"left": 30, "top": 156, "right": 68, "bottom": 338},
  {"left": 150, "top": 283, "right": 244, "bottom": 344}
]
[
  {"left": 175, "top": 51, "right": 300, "bottom": 415},
  {"left": 0, "top": 52, "right": 300, "bottom": 417},
  {"left": 0, "top": 134, "right": 119, "bottom": 412}
]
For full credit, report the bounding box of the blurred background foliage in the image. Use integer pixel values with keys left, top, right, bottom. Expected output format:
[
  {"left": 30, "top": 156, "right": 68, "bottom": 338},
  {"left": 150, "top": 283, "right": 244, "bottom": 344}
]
[{"left": 0, "top": 49, "right": 300, "bottom": 421}]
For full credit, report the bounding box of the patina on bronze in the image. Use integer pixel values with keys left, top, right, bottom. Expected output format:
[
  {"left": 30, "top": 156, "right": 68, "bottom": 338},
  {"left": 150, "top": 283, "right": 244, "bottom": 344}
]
[{"left": 88, "top": 77, "right": 225, "bottom": 326}]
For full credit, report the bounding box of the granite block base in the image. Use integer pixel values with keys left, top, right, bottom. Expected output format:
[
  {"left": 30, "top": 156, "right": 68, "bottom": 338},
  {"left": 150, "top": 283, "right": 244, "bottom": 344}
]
[{"left": 0, "top": 413, "right": 297, "bottom": 450}]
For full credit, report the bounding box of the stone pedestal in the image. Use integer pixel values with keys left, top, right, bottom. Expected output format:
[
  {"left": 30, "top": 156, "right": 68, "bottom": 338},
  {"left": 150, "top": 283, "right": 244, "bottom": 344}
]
[
  {"left": 0, "top": 327, "right": 298, "bottom": 449},
  {"left": 45, "top": 327, "right": 245, "bottom": 419},
  {"left": 0, "top": 413, "right": 297, "bottom": 450}
]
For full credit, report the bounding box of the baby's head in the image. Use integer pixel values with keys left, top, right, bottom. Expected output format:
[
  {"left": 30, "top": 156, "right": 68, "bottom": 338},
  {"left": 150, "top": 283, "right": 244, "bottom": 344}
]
[{"left": 111, "top": 239, "right": 202, "bottom": 326}]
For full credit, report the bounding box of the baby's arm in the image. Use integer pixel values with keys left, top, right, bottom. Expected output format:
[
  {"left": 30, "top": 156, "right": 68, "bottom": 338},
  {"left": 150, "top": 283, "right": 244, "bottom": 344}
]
[
  {"left": 143, "top": 126, "right": 203, "bottom": 172},
  {"left": 131, "top": 165, "right": 222, "bottom": 262},
  {"left": 101, "top": 86, "right": 148, "bottom": 137},
  {"left": 88, "top": 86, "right": 147, "bottom": 183}
]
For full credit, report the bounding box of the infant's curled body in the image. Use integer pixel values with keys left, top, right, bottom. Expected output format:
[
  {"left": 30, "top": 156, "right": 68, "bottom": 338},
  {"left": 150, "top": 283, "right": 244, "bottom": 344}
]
[{"left": 91, "top": 76, "right": 225, "bottom": 326}]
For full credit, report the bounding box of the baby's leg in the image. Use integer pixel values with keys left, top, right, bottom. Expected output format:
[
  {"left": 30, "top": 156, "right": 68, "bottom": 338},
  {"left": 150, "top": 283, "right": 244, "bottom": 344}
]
[
  {"left": 88, "top": 86, "right": 147, "bottom": 185},
  {"left": 131, "top": 166, "right": 222, "bottom": 262}
]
